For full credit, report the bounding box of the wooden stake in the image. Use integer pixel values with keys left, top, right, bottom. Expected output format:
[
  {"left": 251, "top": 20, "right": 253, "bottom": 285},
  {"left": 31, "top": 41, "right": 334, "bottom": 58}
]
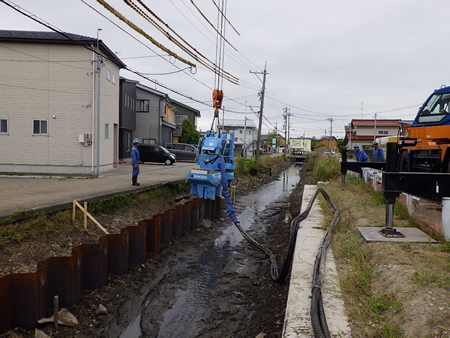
[
  {"left": 72, "top": 200, "right": 76, "bottom": 221},
  {"left": 84, "top": 202, "right": 88, "bottom": 231},
  {"left": 72, "top": 200, "right": 109, "bottom": 234},
  {"left": 54, "top": 295, "right": 59, "bottom": 330}
]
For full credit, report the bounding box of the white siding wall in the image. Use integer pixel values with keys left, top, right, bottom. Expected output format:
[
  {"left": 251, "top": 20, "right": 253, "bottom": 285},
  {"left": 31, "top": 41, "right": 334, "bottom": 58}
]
[
  {"left": 0, "top": 42, "right": 120, "bottom": 175},
  {"left": 356, "top": 126, "right": 399, "bottom": 137}
]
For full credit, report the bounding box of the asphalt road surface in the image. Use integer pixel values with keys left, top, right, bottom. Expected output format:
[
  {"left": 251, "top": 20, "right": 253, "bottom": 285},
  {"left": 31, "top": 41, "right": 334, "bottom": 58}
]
[{"left": 0, "top": 162, "right": 197, "bottom": 220}]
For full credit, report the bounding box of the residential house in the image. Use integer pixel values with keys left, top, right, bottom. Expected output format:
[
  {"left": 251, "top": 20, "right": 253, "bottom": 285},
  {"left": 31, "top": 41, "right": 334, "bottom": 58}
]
[
  {"left": 0, "top": 30, "right": 126, "bottom": 175},
  {"left": 313, "top": 136, "right": 339, "bottom": 153},
  {"left": 119, "top": 77, "right": 138, "bottom": 161},
  {"left": 134, "top": 83, "right": 177, "bottom": 146},
  {"left": 170, "top": 99, "right": 201, "bottom": 143},
  {"left": 221, "top": 118, "right": 257, "bottom": 157},
  {"left": 290, "top": 138, "right": 312, "bottom": 154},
  {"left": 345, "top": 119, "right": 402, "bottom": 149},
  {"left": 278, "top": 134, "right": 286, "bottom": 153}
]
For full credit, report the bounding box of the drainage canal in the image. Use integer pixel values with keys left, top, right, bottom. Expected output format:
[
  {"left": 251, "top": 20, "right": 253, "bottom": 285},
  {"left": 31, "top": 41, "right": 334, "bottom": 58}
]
[{"left": 120, "top": 166, "right": 301, "bottom": 337}]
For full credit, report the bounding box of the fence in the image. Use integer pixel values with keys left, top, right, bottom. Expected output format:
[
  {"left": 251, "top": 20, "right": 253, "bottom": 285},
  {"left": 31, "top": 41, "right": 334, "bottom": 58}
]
[{"left": 0, "top": 197, "right": 221, "bottom": 332}]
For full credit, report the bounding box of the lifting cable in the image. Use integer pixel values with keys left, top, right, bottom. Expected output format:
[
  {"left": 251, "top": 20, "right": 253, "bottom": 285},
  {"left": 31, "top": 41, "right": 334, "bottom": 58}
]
[
  {"left": 124, "top": 0, "right": 239, "bottom": 85},
  {"left": 219, "top": 164, "right": 339, "bottom": 338}
]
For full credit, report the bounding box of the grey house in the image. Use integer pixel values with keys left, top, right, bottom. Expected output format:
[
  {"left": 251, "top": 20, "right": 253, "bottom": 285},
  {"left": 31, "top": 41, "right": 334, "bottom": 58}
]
[
  {"left": 135, "top": 83, "right": 177, "bottom": 146},
  {"left": 119, "top": 77, "right": 138, "bottom": 160},
  {"left": 170, "top": 99, "right": 201, "bottom": 142}
]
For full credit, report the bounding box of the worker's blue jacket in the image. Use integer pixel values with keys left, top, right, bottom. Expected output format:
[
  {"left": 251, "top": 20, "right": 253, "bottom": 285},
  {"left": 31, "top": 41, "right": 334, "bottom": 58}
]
[
  {"left": 131, "top": 145, "right": 140, "bottom": 176},
  {"left": 373, "top": 147, "right": 384, "bottom": 162},
  {"left": 355, "top": 149, "right": 369, "bottom": 162}
]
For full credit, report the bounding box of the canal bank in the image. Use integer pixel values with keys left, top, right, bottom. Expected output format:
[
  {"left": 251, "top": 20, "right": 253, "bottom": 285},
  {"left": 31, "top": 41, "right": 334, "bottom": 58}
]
[{"left": 1, "top": 159, "right": 300, "bottom": 337}]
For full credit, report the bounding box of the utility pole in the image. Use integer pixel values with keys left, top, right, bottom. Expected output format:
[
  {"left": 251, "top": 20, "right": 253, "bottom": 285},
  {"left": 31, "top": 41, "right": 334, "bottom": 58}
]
[
  {"left": 243, "top": 116, "right": 247, "bottom": 157},
  {"left": 250, "top": 63, "right": 268, "bottom": 163},
  {"left": 287, "top": 108, "right": 291, "bottom": 155},
  {"left": 95, "top": 28, "right": 102, "bottom": 176},
  {"left": 326, "top": 116, "right": 334, "bottom": 151},
  {"left": 373, "top": 112, "right": 377, "bottom": 140},
  {"left": 283, "top": 108, "right": 287, "bottom": 154}
]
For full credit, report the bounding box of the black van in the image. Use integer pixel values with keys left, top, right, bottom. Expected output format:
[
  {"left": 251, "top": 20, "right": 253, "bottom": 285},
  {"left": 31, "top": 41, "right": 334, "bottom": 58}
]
[
  {"left": 139, "top": 145, "right": 176, "bottom": 165},
  {"left": 163, "top": 143, "right": 198, "bottom": 162}
]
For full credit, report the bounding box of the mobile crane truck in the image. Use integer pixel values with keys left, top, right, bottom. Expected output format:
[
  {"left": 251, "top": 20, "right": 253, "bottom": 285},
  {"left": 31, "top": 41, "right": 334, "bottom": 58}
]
[{"left": 399, "top": 85, "right": 450, "bottom": 172}]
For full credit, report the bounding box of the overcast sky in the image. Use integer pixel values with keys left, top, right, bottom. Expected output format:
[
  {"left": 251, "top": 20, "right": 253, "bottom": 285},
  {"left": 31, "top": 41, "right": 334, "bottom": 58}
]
[{"left": 1, "top": 0, "right": 449, "bottom": 138}]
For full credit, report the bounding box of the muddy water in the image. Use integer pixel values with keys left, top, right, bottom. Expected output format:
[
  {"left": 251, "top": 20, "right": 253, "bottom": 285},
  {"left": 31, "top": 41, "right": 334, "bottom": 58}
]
[{"left": 120, "top": 166, "right": 301, "bottom": 338}]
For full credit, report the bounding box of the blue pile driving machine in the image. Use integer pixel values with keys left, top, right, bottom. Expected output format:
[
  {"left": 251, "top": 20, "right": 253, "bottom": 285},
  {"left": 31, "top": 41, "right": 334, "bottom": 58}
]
[{"left": 186, "top": 130, "right": 235, "bottom": 200}]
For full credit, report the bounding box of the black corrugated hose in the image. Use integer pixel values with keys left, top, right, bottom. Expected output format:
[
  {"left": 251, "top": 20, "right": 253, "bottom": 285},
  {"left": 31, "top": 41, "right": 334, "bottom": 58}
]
[{"left": 231, "top": 187, "right": 339, "bottom": 338}]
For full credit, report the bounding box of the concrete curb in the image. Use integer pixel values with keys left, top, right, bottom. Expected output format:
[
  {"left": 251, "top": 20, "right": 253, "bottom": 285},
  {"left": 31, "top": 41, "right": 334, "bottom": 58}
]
[{"left": 283, "top": 185, "right": 351, "bottom": 337}]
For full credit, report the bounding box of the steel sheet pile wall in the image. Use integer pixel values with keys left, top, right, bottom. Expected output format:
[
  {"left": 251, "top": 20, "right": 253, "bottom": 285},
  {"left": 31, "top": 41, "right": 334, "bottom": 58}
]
[{"left": 0, "top": 197, "right": 220, "bottom": 333}]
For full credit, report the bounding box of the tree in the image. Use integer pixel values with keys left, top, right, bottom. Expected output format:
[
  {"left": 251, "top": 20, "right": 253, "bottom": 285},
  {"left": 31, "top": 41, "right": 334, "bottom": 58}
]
[
  {"left": 179, "top": 119, "right": 201, "bottom": 145},
  {"left": 337, "top": 139, "right": 346, "bottom": 152}
]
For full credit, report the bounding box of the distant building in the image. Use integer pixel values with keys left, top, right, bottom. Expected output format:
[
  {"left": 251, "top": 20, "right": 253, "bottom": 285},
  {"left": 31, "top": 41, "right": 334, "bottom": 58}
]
[
  {"left": 313, "top": 137, "right": 338, "bottom": 153},
  {"left": 344, "top": 119, "right": 402, "bottom": 149},
  {"left": 290, "top": 138, "right": 312, "bottom": 154},
  {"left": 221, "top": 118, "right": 257, "bottom": 157}
]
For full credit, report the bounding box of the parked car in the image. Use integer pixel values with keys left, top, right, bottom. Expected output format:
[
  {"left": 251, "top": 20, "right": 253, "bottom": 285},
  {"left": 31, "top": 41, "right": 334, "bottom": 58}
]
[
  {"left": 139, "top": 145, "right": 176, "bottom": 165},
  {"left": 163, "top": 143, "right": 198, "bottom": 162}
]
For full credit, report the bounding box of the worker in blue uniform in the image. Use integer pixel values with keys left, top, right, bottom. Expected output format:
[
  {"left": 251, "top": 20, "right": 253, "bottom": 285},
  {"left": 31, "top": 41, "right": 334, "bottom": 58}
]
[
  {"left": 372, "top": 140, "right": 384, "bottom": 162},
  {"left": 131, "top": 138, "right": 141, "bottom": 186},
  {"left": 353, "top": 144, "right": 369, "bottom": 162}
]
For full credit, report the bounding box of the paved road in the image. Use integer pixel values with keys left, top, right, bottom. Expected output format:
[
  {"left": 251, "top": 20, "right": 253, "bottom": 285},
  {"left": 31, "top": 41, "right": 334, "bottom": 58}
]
[{"left": 0, "top": 162, "right": 197, "bottom": 221}]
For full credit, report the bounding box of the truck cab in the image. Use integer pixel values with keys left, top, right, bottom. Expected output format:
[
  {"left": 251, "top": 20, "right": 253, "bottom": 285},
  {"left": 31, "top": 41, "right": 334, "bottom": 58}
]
[{"left": 400, "top": 86, "right": 450, "bottom": 172}]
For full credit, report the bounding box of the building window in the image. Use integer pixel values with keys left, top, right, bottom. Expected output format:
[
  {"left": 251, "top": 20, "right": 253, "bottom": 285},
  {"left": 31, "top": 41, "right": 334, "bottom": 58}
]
[
  {"left": 112, "top": 73, "right": 116, "bottom": 84},
  {"left": 175, "top": 115, "right": 188, "bottom": 125},
  {"left": 377, "top": 130, "right": 388, "bottom": 135},
  {"left": 239, "top": 130, "right": 242, "bottom": 134},
  {"left": 105, "top": 123, "right": 109, "bottom": 139},
  {"left": 126, "top": 132, "right": 131, "bottom": 152},
  {"left": 107, "top": 69, "right": 111, "bottom": 81},
  {"left": 0, "top": 118, "right": 8, "bottom": 134},
  {"left": 33, "top": 119, "right": 48, "bottom": 135},
  {"left": 136, "top": 99, "right": 149, "bottom": 112}
]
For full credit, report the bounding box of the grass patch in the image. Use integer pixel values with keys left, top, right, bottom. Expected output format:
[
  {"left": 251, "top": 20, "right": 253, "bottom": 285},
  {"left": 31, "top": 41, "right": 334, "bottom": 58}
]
[
  {"left": 235, "top": 155, "right": 287, "bottom": 176},
  {"left": 306, "top": 153, "right": 407, "bottom": 337},
  {"left": 303, "top": 152, "right": 341, "bottom": 182},
  {"left": 88, "top": 184, "right": 189, "bottom": 214},
  {"left": 410, "top": 270, "right": 450, "bottom": 289},
  {"left": 0, "top": 184, "right": 190, "bottom": 248}
]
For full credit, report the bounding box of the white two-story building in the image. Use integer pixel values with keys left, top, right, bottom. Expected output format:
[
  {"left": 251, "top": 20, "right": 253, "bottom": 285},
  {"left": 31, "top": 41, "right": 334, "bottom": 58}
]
[{"left": 0, "top": 30, "right": 125, "bottom": 175}]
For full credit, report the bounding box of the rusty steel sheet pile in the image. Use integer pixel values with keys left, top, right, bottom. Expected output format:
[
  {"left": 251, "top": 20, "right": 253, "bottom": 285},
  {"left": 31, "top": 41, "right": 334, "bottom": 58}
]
[{"left": 0, "top": 197, "right": 219, "bottom": 333}]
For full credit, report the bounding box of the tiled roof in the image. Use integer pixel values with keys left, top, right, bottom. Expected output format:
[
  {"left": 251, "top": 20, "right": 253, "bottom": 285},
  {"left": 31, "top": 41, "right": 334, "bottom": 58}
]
[
  {"left": 352, "top": 119, "right": 401, "bottom": 127},
  {"left": 0, "top": 30, "right": 96, "bottom": 43},
  {"left": 0, "top": 30, "right": 126, "bottom": 68}
]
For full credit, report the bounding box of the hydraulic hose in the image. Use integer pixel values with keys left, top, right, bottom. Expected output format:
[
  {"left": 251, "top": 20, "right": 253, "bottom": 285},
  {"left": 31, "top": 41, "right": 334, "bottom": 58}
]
[{"left": 218, "top": 162, "right": 339, "bottom": 338}]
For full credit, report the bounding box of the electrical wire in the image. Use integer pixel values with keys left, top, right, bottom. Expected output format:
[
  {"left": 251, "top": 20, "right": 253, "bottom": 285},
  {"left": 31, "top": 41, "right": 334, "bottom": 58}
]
[
  {"left": 126, "top": 0, "right": 239, "bottom": 85},
  {"left": 95, "top": 0, "right": 196, "bottom": 67},
  {"left": 190, "top": 0, "right": 237, "bottom": 51}
]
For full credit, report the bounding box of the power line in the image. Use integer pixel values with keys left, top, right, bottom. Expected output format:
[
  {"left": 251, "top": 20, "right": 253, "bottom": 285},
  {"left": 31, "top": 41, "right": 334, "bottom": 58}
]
[
  {"left": 95, "top": 0, "right": 196, "bottom": 67},
  {"left": 125, "top": 0, "right": 238, "bottom": 85}
]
